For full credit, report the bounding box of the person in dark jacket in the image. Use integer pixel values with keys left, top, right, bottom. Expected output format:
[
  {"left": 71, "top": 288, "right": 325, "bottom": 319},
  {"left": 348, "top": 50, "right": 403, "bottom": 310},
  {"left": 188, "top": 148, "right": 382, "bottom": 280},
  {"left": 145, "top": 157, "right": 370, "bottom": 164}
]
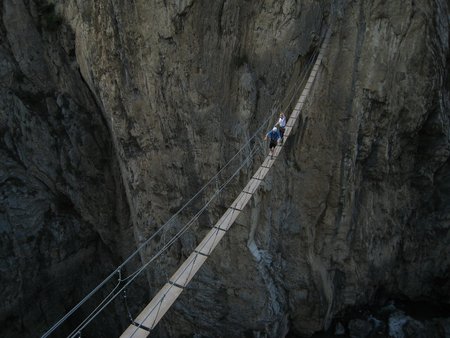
[{"left": 264, "top": 126, "right": 281, "bottom": 158}]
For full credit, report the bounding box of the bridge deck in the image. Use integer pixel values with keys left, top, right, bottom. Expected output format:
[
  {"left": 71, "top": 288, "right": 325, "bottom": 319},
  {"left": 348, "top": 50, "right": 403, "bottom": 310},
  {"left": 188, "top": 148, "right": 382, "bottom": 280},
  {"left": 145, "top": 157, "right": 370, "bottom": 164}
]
[{"left": 120, "top": 31, "right": 330, "bottom": 338}]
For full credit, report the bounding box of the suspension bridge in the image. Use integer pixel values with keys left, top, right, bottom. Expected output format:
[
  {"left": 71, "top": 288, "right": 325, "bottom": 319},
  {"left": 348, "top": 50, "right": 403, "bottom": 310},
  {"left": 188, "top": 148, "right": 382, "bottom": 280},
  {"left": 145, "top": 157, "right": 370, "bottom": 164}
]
[{"left": 42, "top": 29, "right": 330, "bottom": 338}]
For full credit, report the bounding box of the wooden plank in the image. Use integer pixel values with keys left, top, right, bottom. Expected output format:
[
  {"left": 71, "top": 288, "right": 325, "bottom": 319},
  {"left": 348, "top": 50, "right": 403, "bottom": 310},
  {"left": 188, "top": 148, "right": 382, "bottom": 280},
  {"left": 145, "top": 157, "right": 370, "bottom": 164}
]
[
  {"left": 286, "top": 117, "right": 297, "bottom": 128},
  {"left": 215, "top": 208, "right": 241, "bottom": 231},
  {"left": 290, "top": 110, "right": 300, "bottom": 118},
  {"left": 253, "top": 165, "right": 270, "bottom": 181},
  {"left": 230, "top": 191, "right": 252, "bottom": 211},
  {"left": 283, "top": 125, "right": 293, "bottom": 139},
  {"left": 287, "top": 109, "right": 302, "bottom": 117},
  {"left": 294, "top": 101, "right": 304, "bottom": 111},
  {"left": 170, "top": 252, "right": 208, "bottom": 287},
  {"left": 298, "top": 94, "right": 307, "bottom": 103},
  {"left": 120, "top": 283, "right": 184, "bottom": 337},
  {"left": 273, "top": 145, "right": 283, "bottom": 157},
  {"left": 197, "top": 223, "right": 232, "bottom": 256},
  {"left": 296, "top": 97, "right": 306, "bottom": 105},
  {"left": 261, "top": 155, "right": 276, "bottom": 168},
  {"left": 243, "top": 177, "right": 263, "bottom": 194},
  {"left": 293, "top": 103, "right": 303, "bottom": 113},
  {"left": 120, "top": 324, "right": 150, "bottom": 338}
]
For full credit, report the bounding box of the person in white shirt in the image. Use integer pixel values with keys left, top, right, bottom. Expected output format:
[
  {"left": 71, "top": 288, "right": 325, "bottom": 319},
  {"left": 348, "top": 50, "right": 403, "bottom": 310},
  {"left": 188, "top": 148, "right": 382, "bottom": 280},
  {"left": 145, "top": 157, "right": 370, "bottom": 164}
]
[{"left": 277, "top": 112, "right": 286, "bottom": 142}]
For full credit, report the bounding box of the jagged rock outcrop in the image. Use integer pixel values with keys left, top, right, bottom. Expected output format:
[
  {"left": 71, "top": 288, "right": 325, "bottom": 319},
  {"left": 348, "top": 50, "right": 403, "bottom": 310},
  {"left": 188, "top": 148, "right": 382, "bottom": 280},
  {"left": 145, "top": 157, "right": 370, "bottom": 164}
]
[{"left": 0, "top": 0, "right": 449, "bottom": 337}]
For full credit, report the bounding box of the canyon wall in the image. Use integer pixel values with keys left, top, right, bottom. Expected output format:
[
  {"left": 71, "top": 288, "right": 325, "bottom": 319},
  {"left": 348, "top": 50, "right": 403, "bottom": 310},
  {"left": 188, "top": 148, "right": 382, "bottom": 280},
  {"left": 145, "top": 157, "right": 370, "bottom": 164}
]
[
  {"left": 0, "top": 0, "right": 132, "bottom": 336},
  {"left": 0, "top": 0, "right": 448, "bottom": 337}
]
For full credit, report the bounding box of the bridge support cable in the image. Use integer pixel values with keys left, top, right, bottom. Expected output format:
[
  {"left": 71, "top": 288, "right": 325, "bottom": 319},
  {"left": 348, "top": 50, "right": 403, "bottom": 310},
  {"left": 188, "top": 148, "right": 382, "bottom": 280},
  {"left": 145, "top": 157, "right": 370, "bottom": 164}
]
[{"left": 120, "top": 30, "right": 331, "bottom": 338}]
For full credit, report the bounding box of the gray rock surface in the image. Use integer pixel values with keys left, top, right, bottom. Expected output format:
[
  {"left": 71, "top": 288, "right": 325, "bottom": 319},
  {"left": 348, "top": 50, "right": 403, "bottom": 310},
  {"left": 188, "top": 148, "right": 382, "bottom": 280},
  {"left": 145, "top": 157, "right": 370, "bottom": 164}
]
[
  {"left": 288, "top": 1, "right": 450, "bottom": 335},
  {"left": 0, "top": 0, "right": 449, "bottom": 337},
  {"left": 0, "top": 0, "right": 131, "bottom": 336}
]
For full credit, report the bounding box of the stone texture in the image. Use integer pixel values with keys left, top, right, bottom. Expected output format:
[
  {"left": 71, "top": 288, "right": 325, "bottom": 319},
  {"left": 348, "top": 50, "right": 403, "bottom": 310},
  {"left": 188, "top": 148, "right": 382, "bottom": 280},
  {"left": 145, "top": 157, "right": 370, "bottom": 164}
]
[
  {"left": 0, "top": 0, "right": 131, "bottom": 336},
  {"left": 0, "top": 0, "right": 449, "bottom": 337},
  {"left": 284, "top": 0, "right": 450, "bottom": 335}
]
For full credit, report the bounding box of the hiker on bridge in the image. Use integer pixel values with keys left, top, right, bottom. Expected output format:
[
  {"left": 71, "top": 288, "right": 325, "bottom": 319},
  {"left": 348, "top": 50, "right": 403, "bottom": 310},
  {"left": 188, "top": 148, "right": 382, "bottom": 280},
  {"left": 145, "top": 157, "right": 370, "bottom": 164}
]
[
  {"left": 277, "top": 112, "right": 286, "bottom": 143},
  {"left": 264, "top": 126, "right": 281, "bottom": 158}
]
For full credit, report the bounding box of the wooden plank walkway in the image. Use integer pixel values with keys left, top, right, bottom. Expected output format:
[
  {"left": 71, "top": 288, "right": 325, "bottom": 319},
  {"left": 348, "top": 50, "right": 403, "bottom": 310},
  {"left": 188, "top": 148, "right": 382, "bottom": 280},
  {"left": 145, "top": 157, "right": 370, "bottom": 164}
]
[{"left": 120, "top": 31, "right": 330, "bottom": 338}]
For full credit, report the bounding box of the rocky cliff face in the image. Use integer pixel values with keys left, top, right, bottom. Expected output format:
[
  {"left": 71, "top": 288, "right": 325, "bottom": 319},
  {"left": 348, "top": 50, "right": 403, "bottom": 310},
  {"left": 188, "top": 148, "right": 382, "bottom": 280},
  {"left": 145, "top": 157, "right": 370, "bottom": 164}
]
[
  {"left": 0, "top": 0, "right": 449, "bottom": 337},
  {"left": 0, "top": 0, "right": 131, "bottom": 336},
  {"left": 287, "top": 0, "right": 450, "bottom": 335}
]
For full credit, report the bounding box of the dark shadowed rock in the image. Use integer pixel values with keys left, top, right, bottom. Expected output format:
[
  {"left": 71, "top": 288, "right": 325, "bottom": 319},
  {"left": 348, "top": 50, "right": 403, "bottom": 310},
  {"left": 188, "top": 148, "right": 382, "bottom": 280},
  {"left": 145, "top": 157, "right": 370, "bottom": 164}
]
[{"left": 0, "top": 0, "right": 449, "bottom": 337}]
